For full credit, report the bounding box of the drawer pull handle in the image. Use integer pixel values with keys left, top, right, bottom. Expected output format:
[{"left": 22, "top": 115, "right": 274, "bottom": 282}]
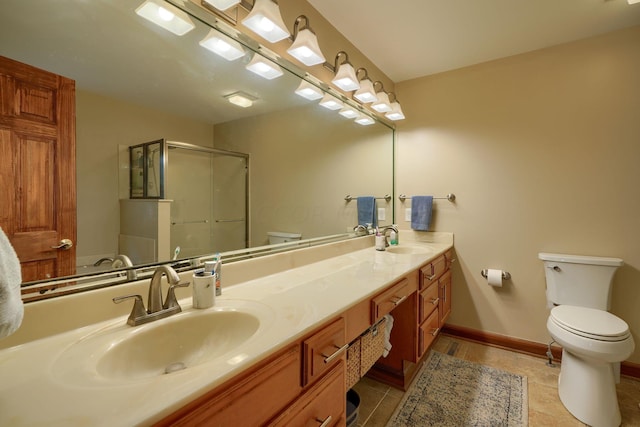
[
  {"left": 426, "top": 274, "right": 436, "bottom": 281},
  {"left": 316, "top": 415, "right": 333, "bottom": 427},
  {"left": 430, "top": 297, "right": 439, "bottom": 305},
  {"left": 391, "top": 295, "right": 408, "bottom": 306},
  {"left": 431, "top": 327, "right": 440, "bottom": 337},
  {"left": 322, "top": 343, "right": 349, "bottom": 364}
]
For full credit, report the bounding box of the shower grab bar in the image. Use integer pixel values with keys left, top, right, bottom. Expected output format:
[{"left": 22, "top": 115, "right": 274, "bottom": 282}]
[
  {"left": 344, "top": 194, "right": 392, "bottom": 202},
  {"left": 171, "top": 220, "right": 209, "bottom": 225},
  {"left": 398, "top": 193, "right": 456, "bottom": 202},
  {"left": 215, "top": 218, "right": 245, "bottom": 223}
]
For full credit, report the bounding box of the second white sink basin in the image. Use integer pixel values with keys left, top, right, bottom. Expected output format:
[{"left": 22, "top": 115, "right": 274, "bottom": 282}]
[{"left": 385, "top": 245, "right": 433, "bottom": 255}]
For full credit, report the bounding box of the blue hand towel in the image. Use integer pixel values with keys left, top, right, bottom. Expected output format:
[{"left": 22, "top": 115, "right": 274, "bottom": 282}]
[
  {"left": 411, "top": 196, "right": 433, "bottom": 231},
  {"left": 357, "top": 196, "right": 377, "bottom": 227}
]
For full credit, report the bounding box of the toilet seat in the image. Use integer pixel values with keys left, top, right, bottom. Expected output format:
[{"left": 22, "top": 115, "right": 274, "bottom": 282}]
[{"left": 550, "top": 305, "right": 630, "bottom": 342}]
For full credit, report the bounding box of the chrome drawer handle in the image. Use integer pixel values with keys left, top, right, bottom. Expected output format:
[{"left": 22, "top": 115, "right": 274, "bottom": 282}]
[
  {"left": 426, "top": 274, "right": 436, "bottom": 281},
  {"left": 391, "top": 295, "right": 408, "bottom": 306},
  {"left": 316, "top": 415, "right": 333, "bottom": 427},
  {"left": 431, "top": 327, "right": 440, "bottom": 337},
  {"left": 430, "top": 297, "right": 439, "bottom": 305},
  {"left": 322, "top": 343, "right": 348, "bottom": 364}
]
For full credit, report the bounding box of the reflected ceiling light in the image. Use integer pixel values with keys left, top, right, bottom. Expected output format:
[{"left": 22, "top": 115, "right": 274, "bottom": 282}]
[
  {"left": 338, "top": 105, "right": 359, "bottom": 119},
  {"left": 287, "top": 15, "right": 326, "bottom": 66},
  {"left": 628, "top": 0, "right": 640, "bottom": 4},
  {"left": 319, "top": 93, "right": 343, "bottom": 110},
  {"left": 353, "top": 68, "right": 378, "bottom": 104},
  {"left": 385, "top": 93, "right": 406, "bottom": 121},
  {"left": 331, "top": 51, "right": 360, "bottom": 92},
  {"left": 371, "top": 81, "right": 392, "bottom": 113},
  {"left": 355, "top": 114, "right": 375, "bottom": 126},
  {"left": 203, "top": 0, "right": 241, "bottom": 11},
  {"left": 135, "top": 0, "right": 195, "bottom": 36},
  {"left": 245, "top": 54, "right": 283, "bottom": 79},
  {"left": 242, "top": 0, "right": 290, "bottom": 43},
  {"left": 224, "top": 91, "right": 256, "bottom": 108},
  {"left": 199, "top": 29, "right": 245, "bottom": 61},
  {"left": 295, "top": 80, "right": 324, "bottom": 100}
]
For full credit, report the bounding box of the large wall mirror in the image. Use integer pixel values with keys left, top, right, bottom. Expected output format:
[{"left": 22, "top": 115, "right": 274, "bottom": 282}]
[{"left": 0, "top": 0, "right": 394, "bottom": 298}]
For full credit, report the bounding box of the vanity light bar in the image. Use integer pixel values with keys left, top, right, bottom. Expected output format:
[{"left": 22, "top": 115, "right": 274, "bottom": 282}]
[{"left": 135, "top": 0, "right": 195, "bottom": 36}]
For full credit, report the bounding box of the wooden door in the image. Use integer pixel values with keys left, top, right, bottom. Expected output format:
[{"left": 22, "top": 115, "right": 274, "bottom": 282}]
[{"left": 0, "top": 55, "right": 76, "bottom": 281}]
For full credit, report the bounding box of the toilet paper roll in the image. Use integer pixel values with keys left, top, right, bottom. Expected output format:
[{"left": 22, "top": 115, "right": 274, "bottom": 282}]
[{"left": 487, "top": 269, "right": 503, "bottom": 287}]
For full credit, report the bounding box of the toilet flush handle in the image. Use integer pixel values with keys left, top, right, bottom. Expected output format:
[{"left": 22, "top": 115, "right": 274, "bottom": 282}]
[{"left": 547, "top": 265, "right": 562, "bottom": 272}]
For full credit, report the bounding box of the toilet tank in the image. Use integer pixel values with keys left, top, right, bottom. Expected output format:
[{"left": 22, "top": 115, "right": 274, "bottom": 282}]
[
  {"left": 267, "top": 231, "right": 302, "bottom": 245},
  {"left": 539, "top": 253, "right": 623, "bottom": 311}
]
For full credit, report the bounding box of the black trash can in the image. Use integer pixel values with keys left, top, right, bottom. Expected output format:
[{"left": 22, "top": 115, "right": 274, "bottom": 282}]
[{"left": 346, "top": 389, "right": 360, "bottom": 427}]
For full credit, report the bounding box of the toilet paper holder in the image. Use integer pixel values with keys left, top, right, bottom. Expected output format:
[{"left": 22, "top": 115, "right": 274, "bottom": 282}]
[{"left": 481, "top": 269, "right": 511, "bottom": 280}]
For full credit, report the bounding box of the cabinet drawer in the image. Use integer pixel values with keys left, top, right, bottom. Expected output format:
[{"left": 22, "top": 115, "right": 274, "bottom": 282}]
[
  {"left": 444, "top": 249, "right": 455, "bottom": 270},
  {"left": 439, "top": 270, "right": 452, "bottom": 326},
  {"left": 420, "top": 255, "right": 446, "bottom": 289},
  {"left": 419, "top": 281, "right": 439, "bottom": 323},
  {"left": 303, "top": 317, "right": 347, "bottom": 387},
  {"left": 371, "top": 275, "right": 416, "bottom": 322},
  {"left": 418, "top": 309, "right": 440, "bottom": 359},
  {"left": 270, "top": 360, "right": 345, "bottom": 427}
]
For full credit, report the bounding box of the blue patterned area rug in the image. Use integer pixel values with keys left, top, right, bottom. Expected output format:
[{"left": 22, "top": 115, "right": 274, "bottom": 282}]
[{"left": 386, "top": 351, "right": 528, "bottom": 427}]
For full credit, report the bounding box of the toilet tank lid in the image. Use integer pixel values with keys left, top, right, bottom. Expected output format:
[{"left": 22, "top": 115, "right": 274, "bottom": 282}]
[
  {"left": 538, "top": 252, "right": 623, "bottom": 266},
  {"left": 267, "top": 231, "right": 302, "bottom": 238}
]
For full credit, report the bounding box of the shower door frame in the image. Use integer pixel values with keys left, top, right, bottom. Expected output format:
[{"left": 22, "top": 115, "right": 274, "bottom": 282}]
[{"left": 166, "top": 140, "right": 250, "bottom": 249}]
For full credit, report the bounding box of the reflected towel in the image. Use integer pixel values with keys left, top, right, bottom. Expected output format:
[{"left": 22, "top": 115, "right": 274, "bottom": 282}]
[
  {"left": 411, "top": 196, "right": 433, "bottom": 231},
  {"left": 382, "top": 314, "right": 394, "bottom": 357},
  {"left": 0, "top": 227, "right": 23, "bottom": 339},
  {"left": 357, "top": 196, "right": 377, "bottom": 227}
]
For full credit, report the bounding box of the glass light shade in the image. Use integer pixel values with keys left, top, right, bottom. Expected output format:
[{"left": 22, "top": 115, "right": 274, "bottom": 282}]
[
  {"left": 287, "top": 28, "right": 325, "bottom": 66},
  {"left": 338, "top": 106, "right": 359, "bottom": 119},
  {"left": 319, "top": 93, "right": 343, "bottom": 110},
  {"left": 353, "top": 78, "right": 378, "bottom": 103},
  {"left": 371, "top": 91, "right": 392, "bottom": 113},
  {"left": 199, "top": 29, "right": 245, "bottom": 61},
  {"left": 331, "top": 62, "right": 360, "bottom": 92},
  {"left": 226, "top": 94, "right": 253, "bottom": 108},
  {"left": 385, "top": 102, "right": 406, "bottom": 121},
  {"left": 628, "top": 0, "right": 640, "bottom": 4},
  {"left": 135, "top": 0, "right": 195, "bottom": 36},
  {"left": 245, "top": 54, "right": 283, "bottom": 80},
  {"left": 203, "top": 0, "right": 241, "bottom": 10},
  {"left": 242, "top": 0, "right": 290, "bottom": 43},
  {"left": 295, "top": 81, "right": 323, "bottom": 100},
  {"left": 355, "top": 114, "right": 375, "bottom": 126}
]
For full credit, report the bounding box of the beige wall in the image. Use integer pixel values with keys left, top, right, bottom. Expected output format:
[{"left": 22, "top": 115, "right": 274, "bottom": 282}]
[
  {"left": 76, "top": 91, "right": 214, "bottom": 264},
  {"left": 395, "top": 26, "right": 640, "bottom": 363}
]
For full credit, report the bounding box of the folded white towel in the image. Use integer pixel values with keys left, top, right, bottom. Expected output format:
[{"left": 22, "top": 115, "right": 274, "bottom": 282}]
[
  {"left": 382, "top": 313, "right": 394, "bottom": 357},
  {"left": 0, "top": 227, "right": 24, "bottom": 339}
]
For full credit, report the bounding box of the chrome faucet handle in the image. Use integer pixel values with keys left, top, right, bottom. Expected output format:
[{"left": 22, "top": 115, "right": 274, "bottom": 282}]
[
  {"left": 163, "top": 282, "right": 190, "bottom": 310},
  {"left": 113, "top": 294, "right": 147, "bottom": 326}
]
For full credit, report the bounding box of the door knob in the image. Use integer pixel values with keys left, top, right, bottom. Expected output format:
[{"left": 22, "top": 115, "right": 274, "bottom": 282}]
[{"left": 51, "top": 239, "right": 73, "bottom": 250}]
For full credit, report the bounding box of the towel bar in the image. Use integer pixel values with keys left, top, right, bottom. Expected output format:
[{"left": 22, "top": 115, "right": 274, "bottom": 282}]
[
  {"left": 398, "top": 193, "right": 455, "bottom": 202},
  {"left": 345, "top": 194, "right": 392, "bottom": 202}
]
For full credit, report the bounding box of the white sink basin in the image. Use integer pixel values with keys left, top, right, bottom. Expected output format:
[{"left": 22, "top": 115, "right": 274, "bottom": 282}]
[
  {"left": 52, "top": 300, "right": 274, "bottom": 385},
  {"left": 385, "top": 245, "right": 433, "bottom": 255}
]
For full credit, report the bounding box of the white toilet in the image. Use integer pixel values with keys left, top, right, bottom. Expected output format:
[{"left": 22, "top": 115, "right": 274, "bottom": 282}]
[
  {"left": 539, "top": 252, "right": 634, "bottom": 427},
  {"left": 267, "top": 231, "right": 302, "bottom": 245}
]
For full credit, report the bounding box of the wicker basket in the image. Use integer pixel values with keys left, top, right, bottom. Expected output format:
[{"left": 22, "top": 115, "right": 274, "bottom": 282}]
[
  {"left": 360, "top": 317, "right": 386, "bottom": 376},
  {"left": 346, "top": 339, "right": 361, "bottom": 390}
]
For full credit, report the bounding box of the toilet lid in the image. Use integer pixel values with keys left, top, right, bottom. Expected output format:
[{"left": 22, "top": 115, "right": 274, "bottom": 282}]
[{"left": 550, "top": 305, "right": 630, "bottom": 341}]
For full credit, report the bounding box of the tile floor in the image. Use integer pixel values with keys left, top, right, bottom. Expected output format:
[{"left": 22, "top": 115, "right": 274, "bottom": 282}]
[{"left": 352, "top": 334, "right": 640, "bottom": 427}]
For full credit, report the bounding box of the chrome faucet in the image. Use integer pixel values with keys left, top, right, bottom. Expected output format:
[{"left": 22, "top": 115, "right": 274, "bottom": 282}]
[
  {"left": 380, "top": 225, "right": 399, "bottom": 247},
  {"left": 113, "top": 265, "right": 189, "bottom": 326}
]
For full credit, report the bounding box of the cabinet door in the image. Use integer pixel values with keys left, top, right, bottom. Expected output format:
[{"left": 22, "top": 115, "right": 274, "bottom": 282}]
[
  {"left": 303, "top": 317, "right": 347, "bottom": 387},
  {"left": 439, "top": 270, "right": 452, "bottom": 326},
  {"left": 418, "top": 309, "right": 440, "bottom": 359},
  {"left": 270, "top": 361, "right": 345, "bottom": 427}
]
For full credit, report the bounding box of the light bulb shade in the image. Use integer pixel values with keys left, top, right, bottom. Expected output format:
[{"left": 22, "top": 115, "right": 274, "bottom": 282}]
[
  {"left": 353, "top": 79, "right": 378, "bottom": 103},
  {"left": 355, "top": 114, "right": 375, "bottom": 126},
  {"left": 199, "top": 29, "right": 245, "bottom": 61},
  {"left": 371, "top": 91, "right": 392, "bottom": 113},
  {"left": 203, "top": 0, "right": 241, "bottom": 10},
  {"left": 338, "top": 106, "right": 359, "bottom": 119},
  {"left": 242, "top": 0, "right": 290, "bottom": 43},
  {"left": 135, "top": 0, "right": 195, "bottom": 36},
  {"left": 332, "top": 62, "right": 360, "bottom": 92},
  {"left": 385, "top": 102, "right": 405, "bottom": 120},
  {"left": 319, "top": 93, "right": 344, "bottom": 110},
  {"left": 287, "top": 28, "right": 325, "bottom": 66},
  {"left": 245, "top": 54, "right": 283, "bottom": 79},
  {"left": 295, "top": 81, "right": 324, "bottom": 100}
]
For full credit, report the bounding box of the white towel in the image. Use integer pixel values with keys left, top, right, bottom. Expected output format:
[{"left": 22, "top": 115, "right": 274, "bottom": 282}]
[
  {"left": 0, "top": 227, "right": 24, "bottom": 339},
  {"left": 382, "top": 313, "right": 394, "bottom": 357}
]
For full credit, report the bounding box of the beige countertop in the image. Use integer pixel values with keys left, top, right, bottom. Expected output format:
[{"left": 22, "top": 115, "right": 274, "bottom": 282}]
[{"left": 0, "top": 232, "right": 453, "bottom": 426}]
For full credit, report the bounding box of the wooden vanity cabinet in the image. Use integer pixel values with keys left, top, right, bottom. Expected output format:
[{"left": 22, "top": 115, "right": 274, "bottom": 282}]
[
  {"left": 371, "top": 273, "right": 417, "bottom": 323},
  {"left": 302, "top": 317, "right": 347, "bottom": 387}
]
